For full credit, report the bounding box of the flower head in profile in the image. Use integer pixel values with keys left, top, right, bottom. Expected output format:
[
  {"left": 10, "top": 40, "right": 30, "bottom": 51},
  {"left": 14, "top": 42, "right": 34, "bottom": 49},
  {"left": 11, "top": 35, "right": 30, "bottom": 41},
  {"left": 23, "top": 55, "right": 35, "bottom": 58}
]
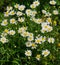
[
  {"left": 14, "top": 3, "right": 19, "bottom": 8},
  {"left": 36, "top": 54, "right": 41, "bottom": 61},
  {"left": 53, "top": 10, "right": 58, "bottom": 15},
  {"left": 7, "top": 6, "right": 13, "bottom": 11},
  {"left": 30, "top": 4, "right": 36, "bottom": 9},
  {"left": 9, "top": 10, "right": 16, "bottom": 15},
  {"left": 18, "top": 17, "right": 25, "bottom": 23},
  {"left": 49, "top": 0, "right": 56, "bottom": 5}
]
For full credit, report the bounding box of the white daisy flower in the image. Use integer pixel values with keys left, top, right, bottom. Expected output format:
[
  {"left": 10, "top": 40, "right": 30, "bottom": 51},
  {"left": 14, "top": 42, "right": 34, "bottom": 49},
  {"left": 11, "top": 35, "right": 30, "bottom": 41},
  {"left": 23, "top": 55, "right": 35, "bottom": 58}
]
[
  {"left": 18, "top": 17, "right": 25, "bottom": 22},
  {"left": 33, "top": 1, "right": 40, "bottom": 6},
  {"left": 48, "top": 37, "right": 55, "bottom": 43},
  {"left": 41, "top": 22, "right": 53, "bottom": 33},
  {"left": 47, "top": 26, "right": 53, "bottom": 32},
  {"left": 36, "top": 54, "right": 41, "bottom": 61},
  {"left": 1, "top": 32, "right": 7, "bottom": 37},
  {"left": 53, "top": 10, "right": 58, "bottom": 15},
  {"left": 25, "top": 50, "right": 32, "bottom": 56},
  {"left": 42, "top": 49, "right": 50, "bottom": 57},
  {"left": 18, "top": 27, "right": 27, "bottom": 33},
  {"left": 35, "top": 38, "right": 42, "bottom": 44},
  {"left": 42, "top": 10, "right": 46, "bottom": 14},
  {"left": 0, "top": 37, "right": 8, "bottom": 44},
  {"left": 31, "top": 42, "right": 37, "bottom": 49},
  {"left": 40, "top": 36, "right": 46, "bottom": 42},
  {"left": 9, "top": 10, "right": 16, "bottom": 15},
  {"left": 21, "top": 31, "right": 29, "bottom": 37},
  {"left": 1, "top": 19, "right": 8, "bottom": 26},
  {"left": 4, "top": 11, "right": 9, "bottom": 17},
  {"left": 30, "top": 4, "right": 36, "bottom": 9},
  {"left": 31, "top": 10, "right": 37, "bottom": 17},
  {"left": 10, "top": 18, "right": 16, "bottom": 24},
  {"left": 42, "top": 25, "right": 49, "bottom": 31},
  {"left": 7, "top": 6, "right": 13, "bottom": 11},
  {"left": 49, "top": 0, "right": 56, "bottom": 5},
  {"left": 25, "top": 42, "right": 32, "bottom": 47},
  {"left": 16, "top": 11, "right": 23, "bottom": 16},
  {"left": 28, "top": 33, "right": 33, "bottom": 37},
  {"left": 46, "top": 17, "right": 52, "bottom": 24},
  {"left": 8, "top": 30, "right": 15, "bottom": 35},
  {"left": 35, "top": 18, "right": 42, "bottom": 24},
  {"left": 27, "top": 36, "right": 34, "bottom": 41},
  {"left": 18, "top": 5, "right": 25, "bottom": 11},
  {"left": 26, "top": 9, "right": 32, "bottom": 16},
  {"left": 41, "top": 29, "right": 46, "bottom": 33},
  {"left": 14, "top": 3, "right": 19, "bottom": 8}
]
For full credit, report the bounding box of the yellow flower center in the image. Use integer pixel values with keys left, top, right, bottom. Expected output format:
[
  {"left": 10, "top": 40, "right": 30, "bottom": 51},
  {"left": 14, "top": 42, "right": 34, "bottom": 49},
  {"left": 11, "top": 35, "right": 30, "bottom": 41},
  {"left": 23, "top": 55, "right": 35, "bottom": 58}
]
[
  {"left": 4, "top": 29, "right": 8, "bottom": 33},
  {"left": 11, "top": 19, "right": 15, "bottom": 23},
  {"left": 5, "top": 12, "right": 9, "bottom": 15},
  {"left": 44, "top": 51, "right": 48, "bottom": 55},
  {"left": 37, "top": 39, "right": 41, "bottom": 43},
  {"left": 32, "top": 43, "right": 35, "bottom": 47},
  {"left": 4, "top": 21, "right": 8, "bottom": 24},
  {"left": 36, "top": 54, "right": 41, "bottom": 58}
]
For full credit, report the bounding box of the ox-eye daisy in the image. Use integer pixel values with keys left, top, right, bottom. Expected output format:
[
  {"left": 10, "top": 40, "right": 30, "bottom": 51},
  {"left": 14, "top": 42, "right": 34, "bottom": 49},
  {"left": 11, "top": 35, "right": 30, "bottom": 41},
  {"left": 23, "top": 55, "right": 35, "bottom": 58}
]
[
  {"left": 1, "top": 19, "right": 8, "bottom": 26},
  {"left": 18, "top": 27, "right": 27, "bottom": 33},
  {"left": 18, "top": 5, "right": 25, "bottom": 11},
  {"left": 10, "top": 18, "right": 16, "bottom": 24},
  {"left": 30, "top": 4, "right": 36, "bottom": 9},
  {"left": 35, "top": 38, "right": 42, "bottom": 44},
  {"left": 4, "top": 11, "right": 9, "bottom": 17},
  {"left": 16, "top": 11, "right": 23, "bottom": 16},
  {"left": 14, "top": 3, "right": 19, "bottom": 8},
  {"left": 49, "top": 0, "right": 56, "bottom": 5},
  {"left": 33, "top": 0, "right": 40, "bottom": 6},
  {"left": 8, "top": 30, "right": 15, "bottom": 35},
  {"left": 53, "top": 10, "right": 58, "bottom": 15},
  {"left": 36, "top": 54, "right": 41, "bottom": 61},
  {"left": 18, "top": 17, "right": 25, "bottom": 22},
  {"left": 48, "top": 37, "right": 55, "bottom": 43},
  {"left": 21, "top": 31, "right": 29, "bottom": 37},
  {"left": 31, "top": 42, "right": 37, "bottom": 49},
  {"left": 25, "top": 42, "right": 32, "bottom": 47},
  {"left": 0, "top": 37, "right": 8, "bottom": 44},
  {"left": 7, "top": 6, "right": 13, "bottom": 11},
  {"left": 42, "top": 49, "right": 50, "bottom": 57},
  {"left": 27, "top": 36, "right": 34, "bottom": 41},
  {"left": 25, "top": 50, "right": 32, "bottom": 56},
  {"left": 9, "top": 10, "right": 16, "bottom": 15},
  {"left": 26, "top": 9, "right": 32, "bottom": 16}
]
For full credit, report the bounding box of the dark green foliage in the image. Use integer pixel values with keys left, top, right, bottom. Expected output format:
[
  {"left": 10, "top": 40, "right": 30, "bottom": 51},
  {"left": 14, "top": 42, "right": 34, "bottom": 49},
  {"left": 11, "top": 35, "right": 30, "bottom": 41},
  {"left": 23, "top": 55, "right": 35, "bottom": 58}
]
[{"left": 0, "top": 0, "right": 12, "bottom": 12}]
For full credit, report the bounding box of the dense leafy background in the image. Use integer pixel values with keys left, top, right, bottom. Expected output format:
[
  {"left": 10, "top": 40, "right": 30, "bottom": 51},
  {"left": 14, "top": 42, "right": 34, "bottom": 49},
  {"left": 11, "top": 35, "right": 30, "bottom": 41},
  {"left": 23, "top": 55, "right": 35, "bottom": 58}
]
[{"left": 0, "top": 0, "right": 60, "bottom": 65}]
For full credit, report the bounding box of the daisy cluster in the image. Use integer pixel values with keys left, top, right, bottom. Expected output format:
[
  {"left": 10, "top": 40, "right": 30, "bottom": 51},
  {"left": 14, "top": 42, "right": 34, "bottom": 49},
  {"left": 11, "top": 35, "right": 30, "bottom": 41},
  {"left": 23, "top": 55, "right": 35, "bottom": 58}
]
[{"left": 0, "top": 0, "right": 58, "bottom": 61}]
